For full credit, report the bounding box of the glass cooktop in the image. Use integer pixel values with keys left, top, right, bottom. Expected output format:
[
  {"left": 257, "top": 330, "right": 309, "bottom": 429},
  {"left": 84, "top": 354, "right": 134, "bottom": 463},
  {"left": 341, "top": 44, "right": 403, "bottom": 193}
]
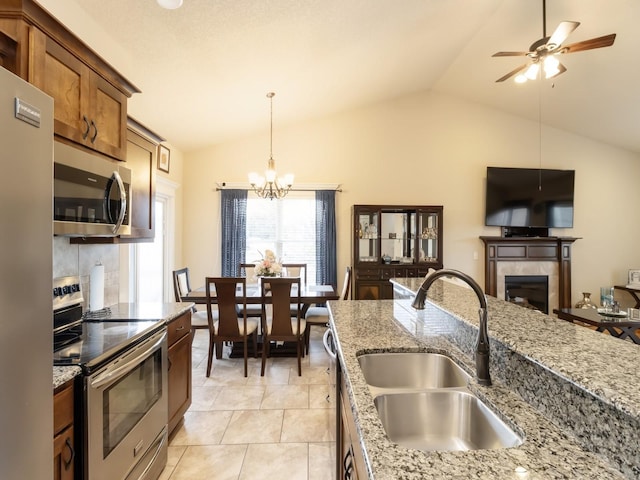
[{"left": 53, "top": 319, "right": 165, "bottom": 374}]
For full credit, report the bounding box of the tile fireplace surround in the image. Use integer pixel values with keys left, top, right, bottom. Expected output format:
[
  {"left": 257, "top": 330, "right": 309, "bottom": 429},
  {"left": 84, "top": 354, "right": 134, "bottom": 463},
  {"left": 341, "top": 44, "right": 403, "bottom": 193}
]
[{"left": 480, "top": 236, "right": 579, "bottom": 311}]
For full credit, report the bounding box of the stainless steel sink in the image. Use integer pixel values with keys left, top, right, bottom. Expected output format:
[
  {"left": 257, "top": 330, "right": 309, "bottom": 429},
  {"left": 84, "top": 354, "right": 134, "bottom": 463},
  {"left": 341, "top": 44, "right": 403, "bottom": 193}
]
[
  {"left": 357, "top": 352, "right": 470, "bottom": 389},
  {"left": 374, "top": 390, "right": 523, "bottom": 451}
]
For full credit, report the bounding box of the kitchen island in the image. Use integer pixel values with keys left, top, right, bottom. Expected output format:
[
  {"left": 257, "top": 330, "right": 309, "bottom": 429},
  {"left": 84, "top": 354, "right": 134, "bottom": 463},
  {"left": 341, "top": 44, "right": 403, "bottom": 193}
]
[{"left": 328, "top": 277, "right": 639, "bottom": 479}]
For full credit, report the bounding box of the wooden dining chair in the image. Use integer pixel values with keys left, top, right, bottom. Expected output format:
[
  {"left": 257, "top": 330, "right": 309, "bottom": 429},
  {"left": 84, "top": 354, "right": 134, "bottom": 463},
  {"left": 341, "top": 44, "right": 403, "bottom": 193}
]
[
  {"left": 173, "top": 267, "right": 214, "bottom": 337},
  {"left": 282, "top": 263, "right": 307, "bottom": 316},
  {"left": 260, "top": 277, "right": 306, "bottom": 377},
  {"left": 282, "top": 263, "right": 307, "bottom": 285},
  {"left": 205, "top": 277, "right": 259, "bottom": 377},
  {"left": 237, "top": 262, "right": 263, "bottom": 320},
  {"left": 304, "top": 266, "right": 351, "bottom": 354}
]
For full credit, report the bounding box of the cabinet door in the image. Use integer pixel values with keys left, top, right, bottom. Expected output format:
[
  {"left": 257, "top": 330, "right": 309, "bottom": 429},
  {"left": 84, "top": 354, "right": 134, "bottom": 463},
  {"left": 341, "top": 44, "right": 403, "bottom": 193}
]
[
  {"left": 355, "top": 282, "right": 382, "bottom": 300},
  {"left": 38, "top": 37, "right": 91, "bottom": 147},
  {"left": 120, "top": 127, "right": 157, "bottom": 240},
  {"left": 89, "top": 73, "right": 128, "bottom": 160},
  {"left": 35, "top": 36, "right": 127, "bottom": 160},
  {"left": 53, "top": 425, "right": 75, "bottom": 480},
  {"left": 168, "top": 331, "right": 192, "bottom": 434}
]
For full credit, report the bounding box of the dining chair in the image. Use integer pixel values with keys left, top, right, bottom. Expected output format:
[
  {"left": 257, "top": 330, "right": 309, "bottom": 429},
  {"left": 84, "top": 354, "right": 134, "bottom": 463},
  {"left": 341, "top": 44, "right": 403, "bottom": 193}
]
[
  {"left": 260, "top": 277, "right": 306, "bottom": 377},
  {"left": 205, "top": 277, "right": 259, "bottom": 377},
  {"left": 304, "top": 266, "right": 351, "bottom": 354},
  {"left": 237, "top": 262, "right": 263, "bottom": 320},
  {"left": 282, "top": 263, "right": 307, "bottom": 285},
  {"left": 282, "top": 263, "right": 307, "bottom": 317},
  {"left": 172, "top": 267, "right": 214, "bottom": 337}
]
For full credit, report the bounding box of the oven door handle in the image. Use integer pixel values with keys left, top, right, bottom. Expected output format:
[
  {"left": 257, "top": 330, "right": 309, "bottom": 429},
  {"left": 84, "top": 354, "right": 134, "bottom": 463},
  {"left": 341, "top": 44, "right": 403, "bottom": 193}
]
[{"left": 90, "top": 331, "right": 166, "bottom": 389}]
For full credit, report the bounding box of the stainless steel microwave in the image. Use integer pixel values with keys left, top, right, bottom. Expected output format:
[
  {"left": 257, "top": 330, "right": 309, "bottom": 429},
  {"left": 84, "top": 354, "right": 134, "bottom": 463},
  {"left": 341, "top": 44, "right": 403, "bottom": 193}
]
[{"left": 54, "top": 141, "right": 131, "bottom": 237}]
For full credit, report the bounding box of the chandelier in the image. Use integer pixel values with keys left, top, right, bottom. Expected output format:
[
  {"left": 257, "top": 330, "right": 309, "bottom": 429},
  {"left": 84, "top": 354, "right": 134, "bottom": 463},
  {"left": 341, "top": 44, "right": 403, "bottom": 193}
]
[{"left": 248, "top": 92, "right": 294, "bottom": 200}]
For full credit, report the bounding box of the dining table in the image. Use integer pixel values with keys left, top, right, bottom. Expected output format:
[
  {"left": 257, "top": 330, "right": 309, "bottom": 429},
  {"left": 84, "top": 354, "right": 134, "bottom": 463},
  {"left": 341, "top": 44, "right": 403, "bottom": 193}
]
[
  {"left": 554, "top": 307, "right": 640, "bottom": 344},
  {"left": 181, "top": 282, "right": 339, "bottom": 315},
  {"left": 181, "top": 281, "right": 339, "bottom": 358}
]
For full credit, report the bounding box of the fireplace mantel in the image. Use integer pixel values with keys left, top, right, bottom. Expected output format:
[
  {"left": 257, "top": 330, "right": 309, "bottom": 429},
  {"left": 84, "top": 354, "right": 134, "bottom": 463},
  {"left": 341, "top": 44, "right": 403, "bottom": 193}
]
[{"left": 480, "top": 236, "right": 580, "bottom": 309}]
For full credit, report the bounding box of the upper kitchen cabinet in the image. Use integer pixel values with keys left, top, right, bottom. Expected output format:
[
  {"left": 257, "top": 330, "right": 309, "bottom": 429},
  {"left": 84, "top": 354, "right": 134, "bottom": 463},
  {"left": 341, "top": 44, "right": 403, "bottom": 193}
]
[
  {"left": 71, "top": 118, "right": 163, "bottom": 244},
  {"left": 0, "top": 0, "right": 140, "bottom": 161},
  {"left": 352, "top": 205, "right": 443, "bottom": 300},
  {"left": 121, "top": 118, "right": 162, "bottom": 241}
]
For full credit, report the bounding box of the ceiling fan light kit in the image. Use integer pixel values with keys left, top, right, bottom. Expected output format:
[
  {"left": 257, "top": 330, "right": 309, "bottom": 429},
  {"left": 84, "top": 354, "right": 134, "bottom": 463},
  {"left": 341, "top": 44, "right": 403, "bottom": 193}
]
[
  {"left": 493, "top": 0, "right": 616, "bottom": 83},
  {"left": 157, "top": 0, "right": 183, "bottom": 9}
]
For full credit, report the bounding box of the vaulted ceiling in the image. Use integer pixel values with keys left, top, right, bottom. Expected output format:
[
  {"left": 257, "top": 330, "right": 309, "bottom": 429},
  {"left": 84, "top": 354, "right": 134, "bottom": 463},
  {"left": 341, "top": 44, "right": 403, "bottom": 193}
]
[{"left": 57, "top": 0, "right": 639, "bottom": 154}]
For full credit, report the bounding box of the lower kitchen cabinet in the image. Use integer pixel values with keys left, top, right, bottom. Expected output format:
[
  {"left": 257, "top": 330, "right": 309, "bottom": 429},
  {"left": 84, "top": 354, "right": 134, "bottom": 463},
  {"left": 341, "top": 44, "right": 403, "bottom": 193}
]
[
  {"left": 53, "top": 380, "right": 75, "bottom": 480},
  {"left": 168, "top": 311, "right": 192, "bottom": 434},
  {"left": 338, "top": 364, "right": 366, "bottom": 480}
]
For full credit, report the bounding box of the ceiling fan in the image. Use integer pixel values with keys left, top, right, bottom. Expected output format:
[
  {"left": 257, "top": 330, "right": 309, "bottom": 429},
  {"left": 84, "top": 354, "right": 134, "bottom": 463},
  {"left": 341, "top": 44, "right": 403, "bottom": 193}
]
[{"left": 493, "top": 0, "right": 616, "bottom": 83}]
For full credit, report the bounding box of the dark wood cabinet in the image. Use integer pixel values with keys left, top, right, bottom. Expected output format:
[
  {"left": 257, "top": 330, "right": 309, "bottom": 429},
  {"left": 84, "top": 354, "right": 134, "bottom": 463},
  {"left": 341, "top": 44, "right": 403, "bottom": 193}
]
[
  {"left": 352, "top": 205, "right": 443, "bottom": 299},
  {"left": 167, "top": 311, "right": 192, "bottom": 435},
  {"left": 120, "top": 118, "right": 162, "bottom": 241},
  {"left": 337, "top": 364, "right": 365, "bottom": 480},
  {"left": 53, "top": 381, "right": 75, "bottom": 480},
  {"left": 0, "top": 0, "right": 140, "bottom": 161}
]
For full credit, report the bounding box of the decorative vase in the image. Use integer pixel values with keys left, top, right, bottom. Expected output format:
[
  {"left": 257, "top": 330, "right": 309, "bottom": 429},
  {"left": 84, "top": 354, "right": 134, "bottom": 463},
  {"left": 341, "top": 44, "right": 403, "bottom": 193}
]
[{"left": 575, "top": 292, "right": 597, "bottom": 309}]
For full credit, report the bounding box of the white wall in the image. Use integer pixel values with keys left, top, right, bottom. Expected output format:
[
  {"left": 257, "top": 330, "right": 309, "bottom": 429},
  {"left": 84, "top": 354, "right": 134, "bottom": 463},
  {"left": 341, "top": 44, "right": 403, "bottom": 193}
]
[{"left": 183, "top": 89, "right": 640, "bottom": 306}]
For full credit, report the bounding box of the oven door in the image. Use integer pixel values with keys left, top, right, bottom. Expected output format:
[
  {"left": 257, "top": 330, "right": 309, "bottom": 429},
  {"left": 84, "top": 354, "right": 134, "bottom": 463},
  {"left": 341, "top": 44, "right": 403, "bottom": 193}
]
[{"left": 85, "top": 328, "right": 168, "bottom": 480}]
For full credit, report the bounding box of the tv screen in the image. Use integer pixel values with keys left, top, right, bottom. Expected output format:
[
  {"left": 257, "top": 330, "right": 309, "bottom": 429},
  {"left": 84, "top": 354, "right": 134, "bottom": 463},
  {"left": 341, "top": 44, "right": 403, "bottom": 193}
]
[{"left": 485, "top": 167, "right": 575, "bottom": 228}]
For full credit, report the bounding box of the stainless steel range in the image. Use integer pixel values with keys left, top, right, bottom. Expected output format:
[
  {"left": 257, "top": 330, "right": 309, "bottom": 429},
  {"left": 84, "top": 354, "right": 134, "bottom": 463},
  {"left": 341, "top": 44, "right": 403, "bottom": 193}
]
[{"left": 53, "top": 276, "right": 168, "bottom": 480}]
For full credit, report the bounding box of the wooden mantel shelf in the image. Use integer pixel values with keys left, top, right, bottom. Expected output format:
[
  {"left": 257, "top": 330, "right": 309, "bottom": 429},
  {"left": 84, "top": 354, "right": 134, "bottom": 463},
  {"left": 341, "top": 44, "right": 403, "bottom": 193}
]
[{"left": 479, "top": 236, "right": 580, "bottom": 310}]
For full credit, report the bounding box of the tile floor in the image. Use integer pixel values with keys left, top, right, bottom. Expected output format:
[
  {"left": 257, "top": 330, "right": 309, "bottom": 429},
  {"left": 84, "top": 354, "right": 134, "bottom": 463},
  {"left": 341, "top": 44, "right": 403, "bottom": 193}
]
[{"left": 159, "top": 326, "right": 336, "bottom": 480}]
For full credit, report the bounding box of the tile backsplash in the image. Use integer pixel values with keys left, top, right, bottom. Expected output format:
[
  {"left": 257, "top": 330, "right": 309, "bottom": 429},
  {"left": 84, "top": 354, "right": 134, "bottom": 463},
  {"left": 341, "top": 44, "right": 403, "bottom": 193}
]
[{"left": 53, "top": 237, "right": 119, "bottom": 309}]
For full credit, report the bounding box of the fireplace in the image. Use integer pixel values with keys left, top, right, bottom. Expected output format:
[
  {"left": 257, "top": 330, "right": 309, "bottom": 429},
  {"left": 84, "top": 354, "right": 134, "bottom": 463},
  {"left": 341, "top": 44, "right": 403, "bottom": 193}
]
[
  {"left": 480, "top": 236, "right": 579, "bottom": 311},
  {"left": 505, "top": 275, "right": 549, "bottom": 313}
]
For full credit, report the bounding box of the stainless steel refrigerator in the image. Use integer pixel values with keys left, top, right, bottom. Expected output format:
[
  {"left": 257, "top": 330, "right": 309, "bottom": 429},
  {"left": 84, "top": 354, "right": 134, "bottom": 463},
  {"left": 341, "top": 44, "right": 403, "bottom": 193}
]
[{"left": 0, "top": 67, "right": 54, "bottom": 479}]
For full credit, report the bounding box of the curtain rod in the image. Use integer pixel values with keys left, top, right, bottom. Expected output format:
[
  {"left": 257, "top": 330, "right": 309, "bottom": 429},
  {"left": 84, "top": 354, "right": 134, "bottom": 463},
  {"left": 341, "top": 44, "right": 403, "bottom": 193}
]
[{"left": 215, "top": 182, "right": 342, "bottom": 192}]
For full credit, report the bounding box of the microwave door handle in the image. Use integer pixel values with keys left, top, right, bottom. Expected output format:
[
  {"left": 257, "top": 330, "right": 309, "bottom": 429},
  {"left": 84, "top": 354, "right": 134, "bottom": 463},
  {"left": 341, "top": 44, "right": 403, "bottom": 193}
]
[{"left": 112, "top": 170, "right": 127, "bottom": 234}]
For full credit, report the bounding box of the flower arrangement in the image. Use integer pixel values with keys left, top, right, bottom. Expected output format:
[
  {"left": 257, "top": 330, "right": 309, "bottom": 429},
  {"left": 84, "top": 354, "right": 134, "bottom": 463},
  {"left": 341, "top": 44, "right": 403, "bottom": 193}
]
[{"left": 254, "top": 249, "right": 282, "bottom": 277}]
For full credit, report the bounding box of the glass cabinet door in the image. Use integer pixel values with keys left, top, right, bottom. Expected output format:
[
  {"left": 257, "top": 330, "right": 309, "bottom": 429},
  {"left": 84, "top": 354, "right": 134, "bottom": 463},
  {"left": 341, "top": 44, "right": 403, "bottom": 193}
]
[
  {"left": 356, "top": 210, "right": 379, "bottom": 262},
  {"left": 417, "top": 211, "right": 439, "bottom": 263},
  {"left": 380, "top": 211, "right": 415, "bottom": 263}
]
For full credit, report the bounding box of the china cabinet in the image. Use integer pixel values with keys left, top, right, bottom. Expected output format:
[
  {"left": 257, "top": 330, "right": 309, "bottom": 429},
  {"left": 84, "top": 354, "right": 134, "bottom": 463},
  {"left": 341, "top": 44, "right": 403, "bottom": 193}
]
[{"left": 352, "top": 205, "right": 443, "bottom": 299}]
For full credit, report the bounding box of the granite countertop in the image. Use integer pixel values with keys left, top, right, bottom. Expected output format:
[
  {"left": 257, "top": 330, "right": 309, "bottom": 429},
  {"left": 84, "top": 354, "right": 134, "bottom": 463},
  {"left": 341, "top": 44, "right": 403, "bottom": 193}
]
[
  {"left": 53, "top": 301, "right": 194, "bottom": 390},
  {"left": 329, "top": 278, "right": 639, "bottom": 479}
]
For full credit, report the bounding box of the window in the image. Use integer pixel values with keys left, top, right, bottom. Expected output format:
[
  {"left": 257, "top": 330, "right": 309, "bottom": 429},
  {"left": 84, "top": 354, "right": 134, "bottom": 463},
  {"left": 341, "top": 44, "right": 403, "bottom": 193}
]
[
  {"left": 245, "top": 191, "right": 317, "bottom": 283},
  {"left": 221, "top": 188, "right": 336, "bottom": 287}
]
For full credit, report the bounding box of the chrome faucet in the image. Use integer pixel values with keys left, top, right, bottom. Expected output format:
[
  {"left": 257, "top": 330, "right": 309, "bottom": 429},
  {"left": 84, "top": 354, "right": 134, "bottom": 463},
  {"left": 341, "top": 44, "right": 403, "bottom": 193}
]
[{"left": 411, "top": 269, "right": 492, "bottom": 386}]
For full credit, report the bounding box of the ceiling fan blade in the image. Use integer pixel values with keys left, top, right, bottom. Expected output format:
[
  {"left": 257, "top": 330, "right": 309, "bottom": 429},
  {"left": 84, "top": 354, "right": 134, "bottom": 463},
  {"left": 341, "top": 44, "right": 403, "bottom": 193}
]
[
  {"left": 547, "top": 21, "right": 580, "bottom": 47},
  {"left": 562, "top": 33, "right": 616, "bottom": 53},
  {"left": 495, "top": 64, "right": 528, "bottom": 83},
  {"left": 492, "top": 51, "right": 529, "bottom": 57}
]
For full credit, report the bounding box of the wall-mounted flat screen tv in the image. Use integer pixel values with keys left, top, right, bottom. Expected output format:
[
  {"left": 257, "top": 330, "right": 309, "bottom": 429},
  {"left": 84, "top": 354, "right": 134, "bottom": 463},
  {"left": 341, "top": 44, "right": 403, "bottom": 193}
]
[{"left": 485, "top": 167, "right": 575, "bottom": 228}]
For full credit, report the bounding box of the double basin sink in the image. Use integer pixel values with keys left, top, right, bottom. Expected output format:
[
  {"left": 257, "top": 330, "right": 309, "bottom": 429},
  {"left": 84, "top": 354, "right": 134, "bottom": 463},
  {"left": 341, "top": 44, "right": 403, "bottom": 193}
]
[{"left": 357, "top": 352, "right": 522, "bottom": 452}]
